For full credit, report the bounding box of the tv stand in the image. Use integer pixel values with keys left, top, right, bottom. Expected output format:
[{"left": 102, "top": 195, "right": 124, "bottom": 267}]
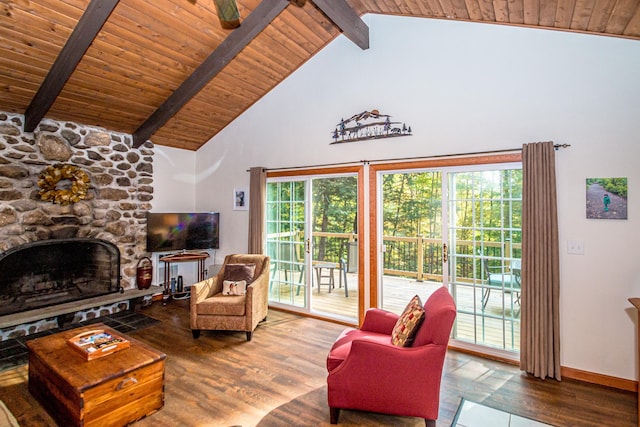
[{"left": 159, "top": 252, "right": 210, "bottom": 305}]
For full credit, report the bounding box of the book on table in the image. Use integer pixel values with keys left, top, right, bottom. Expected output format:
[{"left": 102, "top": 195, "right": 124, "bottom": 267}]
[{"left": 67, "top": 329, "right": 130, "bottom": 360}]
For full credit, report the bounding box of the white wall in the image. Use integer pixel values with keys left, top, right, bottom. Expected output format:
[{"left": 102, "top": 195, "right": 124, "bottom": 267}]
[
  {"left": 158, "top": 16, "right": 640, "bottom": 380},
  {"left": 148, "top": 145, "right": 208, "bottom": 284},
  {"left": 151, "top": 145, "right": 197, "bottom": 212}
]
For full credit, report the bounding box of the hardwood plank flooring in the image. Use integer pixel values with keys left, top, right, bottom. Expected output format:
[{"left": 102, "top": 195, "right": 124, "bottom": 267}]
[{"left": 0, "top": 300, "right": 635, "bottom": 426}]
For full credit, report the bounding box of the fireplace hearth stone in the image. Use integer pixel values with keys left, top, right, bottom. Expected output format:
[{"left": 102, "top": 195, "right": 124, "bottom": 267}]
[
  {"left": 0, "top": 310, "right": 160, "bottom": 373},
  {"left": 0, "top": 287, "right": 158, "bottom": 331}
]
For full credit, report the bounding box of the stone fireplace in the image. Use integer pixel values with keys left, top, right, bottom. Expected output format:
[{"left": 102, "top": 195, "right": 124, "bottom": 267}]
[
  {"left": 0, "top": 112, "right": 153, "bottom": 287},
  {"left": 0, "top": 111, "right": 155, "bottom": 337},
  {"left": 0, "top": 238, "right": 121, "bottom": 317}
]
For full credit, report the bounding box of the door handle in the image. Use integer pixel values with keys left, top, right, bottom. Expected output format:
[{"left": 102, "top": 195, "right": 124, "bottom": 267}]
[
  {"left": 305, "top": 239, "right": 310, "bottom": 254},
  {"left": 443, "top": 243, "right": 448, "bottom": 263}
]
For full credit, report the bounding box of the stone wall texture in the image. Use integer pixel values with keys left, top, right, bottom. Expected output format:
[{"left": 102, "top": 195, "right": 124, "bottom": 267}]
[{"left": 0, "top": 112, "right": 154, "bottom": 290}]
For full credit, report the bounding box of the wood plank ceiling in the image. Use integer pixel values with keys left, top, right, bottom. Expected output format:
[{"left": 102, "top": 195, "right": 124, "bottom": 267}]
[{"left": 1, "top": 0, "right": 639, "bottom": 151}]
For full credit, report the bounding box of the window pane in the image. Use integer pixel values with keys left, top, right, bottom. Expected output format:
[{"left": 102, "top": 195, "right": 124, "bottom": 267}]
[{"left": 449, "top": 166, "right": 522, "bottom": 353}]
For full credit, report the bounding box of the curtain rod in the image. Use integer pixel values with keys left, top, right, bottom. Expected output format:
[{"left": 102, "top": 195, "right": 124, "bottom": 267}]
[{"left": 248, "top": 143, "right": 571, "bottom": 172}]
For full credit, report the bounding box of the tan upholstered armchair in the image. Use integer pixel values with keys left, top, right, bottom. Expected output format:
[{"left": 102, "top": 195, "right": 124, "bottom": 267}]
[{"left": 190, "top": 254, "right": 270, "bottom": 341}]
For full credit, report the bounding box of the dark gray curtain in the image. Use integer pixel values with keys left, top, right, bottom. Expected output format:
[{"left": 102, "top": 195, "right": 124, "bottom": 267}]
[
  {"left": 520, "top": 141, "right": 561, "bottom": 380},
  {"left": 248, "top": 167, "right": 266, "bottom": 254}
]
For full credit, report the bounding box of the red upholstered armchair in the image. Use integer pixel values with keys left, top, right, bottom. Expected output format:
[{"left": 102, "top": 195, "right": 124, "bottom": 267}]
[{"left": 326, "top": 287, "right": 456, "bottom": 426}]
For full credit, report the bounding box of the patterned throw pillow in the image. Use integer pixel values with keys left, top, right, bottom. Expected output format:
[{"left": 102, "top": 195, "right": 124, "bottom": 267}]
[
  {"left": 222, "top": 280, "right": 247, "bottom": 296},
  {"left": 223, "top": 263, "right": 256, "bottom": 284},
  {"left": 391, "top": 295, "right": 425, "bottom": 347}
]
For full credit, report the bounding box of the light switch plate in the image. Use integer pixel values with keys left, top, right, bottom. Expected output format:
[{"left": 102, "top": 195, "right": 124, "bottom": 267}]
[{"left": 567, "top": 240, "right": 585, "bottom": 255}]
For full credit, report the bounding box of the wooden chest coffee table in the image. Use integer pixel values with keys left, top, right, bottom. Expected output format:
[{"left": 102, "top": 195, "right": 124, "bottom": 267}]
[{"left": 26, "top": 323, "right": 165, "bottom": 427}]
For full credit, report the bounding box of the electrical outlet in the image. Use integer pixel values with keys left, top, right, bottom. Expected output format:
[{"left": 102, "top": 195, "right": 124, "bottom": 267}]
[{"left": 567, "top": 240, "right": 585, "bottom": 255}]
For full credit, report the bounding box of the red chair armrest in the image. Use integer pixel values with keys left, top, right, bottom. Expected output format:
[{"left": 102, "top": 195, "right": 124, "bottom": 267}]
[
  {"left": 332, "top": 339, "right": 447, "bottom": 378},
  {"left": 360, "top": 308, "right": 399, "bottom": 335}
]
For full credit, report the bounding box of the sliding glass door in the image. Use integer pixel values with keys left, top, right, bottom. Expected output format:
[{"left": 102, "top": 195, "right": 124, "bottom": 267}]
[
  {"left": 447, "top": 168, "right": 522, "bottom": 352},
  {"left": 266, "top": 173, "right": 359, "bottom": 323},
  {"left": 266, "top": 180, "right": 307, "bottom": 308},
  {"left": 377, "top": 163, "right": 522, "bottom": 353},
  {"left": 380, "top": 171, "right": 444, "bottom": 312}
]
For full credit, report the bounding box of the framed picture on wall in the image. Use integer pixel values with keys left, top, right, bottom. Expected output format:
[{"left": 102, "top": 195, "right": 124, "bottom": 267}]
[
  {"left": 233, "top": 188, "right": 248, "bottom": 211},
  {"left": 586, "top": 178, "right": 627, "bottom": 219}
]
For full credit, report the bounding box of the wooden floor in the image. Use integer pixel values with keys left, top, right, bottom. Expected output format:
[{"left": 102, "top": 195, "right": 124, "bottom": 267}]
[{"left": 0, "top": 300, "right": 635, "bottom": 427}]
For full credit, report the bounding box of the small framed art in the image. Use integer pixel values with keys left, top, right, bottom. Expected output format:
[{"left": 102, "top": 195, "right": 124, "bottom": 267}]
[
  {"left": 233, "top": 188, "right": 248, "bottom": 210},
  {"left": 586, "top": 177, "right": 627, "bottom": 219}
]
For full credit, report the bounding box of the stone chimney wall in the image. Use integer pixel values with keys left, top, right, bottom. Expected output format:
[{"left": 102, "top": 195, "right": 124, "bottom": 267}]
[{"left": 0, "top": 112, "right": 154, "bottom": 289}]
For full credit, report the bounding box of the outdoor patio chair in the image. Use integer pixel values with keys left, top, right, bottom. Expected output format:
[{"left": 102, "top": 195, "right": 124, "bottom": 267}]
[
  {"left": 269, "top": 241, "right": 305, "bottom": 296},
  {"left": 313, "top": 258, "right": 348, "bottom": 297},
  {"left": 481, "top": 258, "right": 521, "bottom": 309}
]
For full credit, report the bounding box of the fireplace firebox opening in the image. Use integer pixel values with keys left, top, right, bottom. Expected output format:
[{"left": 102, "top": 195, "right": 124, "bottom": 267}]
[{"left": 0, "top": 238, "right": 122, "bottom": 317}]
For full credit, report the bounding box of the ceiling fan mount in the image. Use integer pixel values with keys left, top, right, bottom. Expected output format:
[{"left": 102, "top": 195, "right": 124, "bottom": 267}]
[
  {"left": 213, "top": 0, "right": 241, "bottom": 29},
  {"left": 211, "top": 0, "right": 307, "bottom": 30}
]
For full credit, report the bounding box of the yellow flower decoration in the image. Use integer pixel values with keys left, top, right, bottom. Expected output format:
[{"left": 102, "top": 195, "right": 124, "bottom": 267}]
[{"left": 38, "top": 164, "right": 90, "bottom": 205}]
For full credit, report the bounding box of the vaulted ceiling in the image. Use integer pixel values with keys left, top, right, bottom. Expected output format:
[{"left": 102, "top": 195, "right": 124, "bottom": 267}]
[{"left": 1, "top": 0, "right": 639, "bottom": 151}]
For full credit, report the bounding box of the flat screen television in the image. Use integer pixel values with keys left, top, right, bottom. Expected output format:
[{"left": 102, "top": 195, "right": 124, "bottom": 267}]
[{"left": 146, "top": 212, "right": 219, "bottom": 253}]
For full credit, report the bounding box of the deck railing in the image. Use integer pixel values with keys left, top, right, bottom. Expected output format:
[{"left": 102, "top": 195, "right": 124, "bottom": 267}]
[{"left": 266, "top": 231, "right": 521, "bottom": 282}]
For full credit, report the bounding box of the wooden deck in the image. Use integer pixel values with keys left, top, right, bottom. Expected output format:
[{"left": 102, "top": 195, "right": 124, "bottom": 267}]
[{"left": 270, "top": 270, "right": 520, "bottom": 353}]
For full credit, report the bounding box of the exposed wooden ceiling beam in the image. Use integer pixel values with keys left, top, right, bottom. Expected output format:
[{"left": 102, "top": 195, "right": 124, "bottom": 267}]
[
  {"left": 24, "top": 0, "right": 120, "bottom": 132},
  {"left": 313, "top": 0, "right": 369, "bottom": 50},
  {"left": 132, "top": 0, "right": 290, "bottom": 148}
]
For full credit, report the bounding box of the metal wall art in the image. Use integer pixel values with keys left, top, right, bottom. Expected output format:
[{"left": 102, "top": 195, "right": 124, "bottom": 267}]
[{"left": 331, "top": 109, "right": 412, "bottom": 144}]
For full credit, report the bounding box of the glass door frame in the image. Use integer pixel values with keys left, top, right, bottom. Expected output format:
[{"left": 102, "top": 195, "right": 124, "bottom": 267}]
[
  {"left": 446, "top": 163, "right": 523, "bottom": 357},
  {"left": 266, "top": 166, "right": 366, "bottom": 324},
  {"left": 266, "top": 178, "right": 308, "bottom": 309},
  {"left": 377, "top": 167, "right": 447, "bottom": 313},
  {"left": 369, "top": 153, "right": 522, "bottom": 355}
]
